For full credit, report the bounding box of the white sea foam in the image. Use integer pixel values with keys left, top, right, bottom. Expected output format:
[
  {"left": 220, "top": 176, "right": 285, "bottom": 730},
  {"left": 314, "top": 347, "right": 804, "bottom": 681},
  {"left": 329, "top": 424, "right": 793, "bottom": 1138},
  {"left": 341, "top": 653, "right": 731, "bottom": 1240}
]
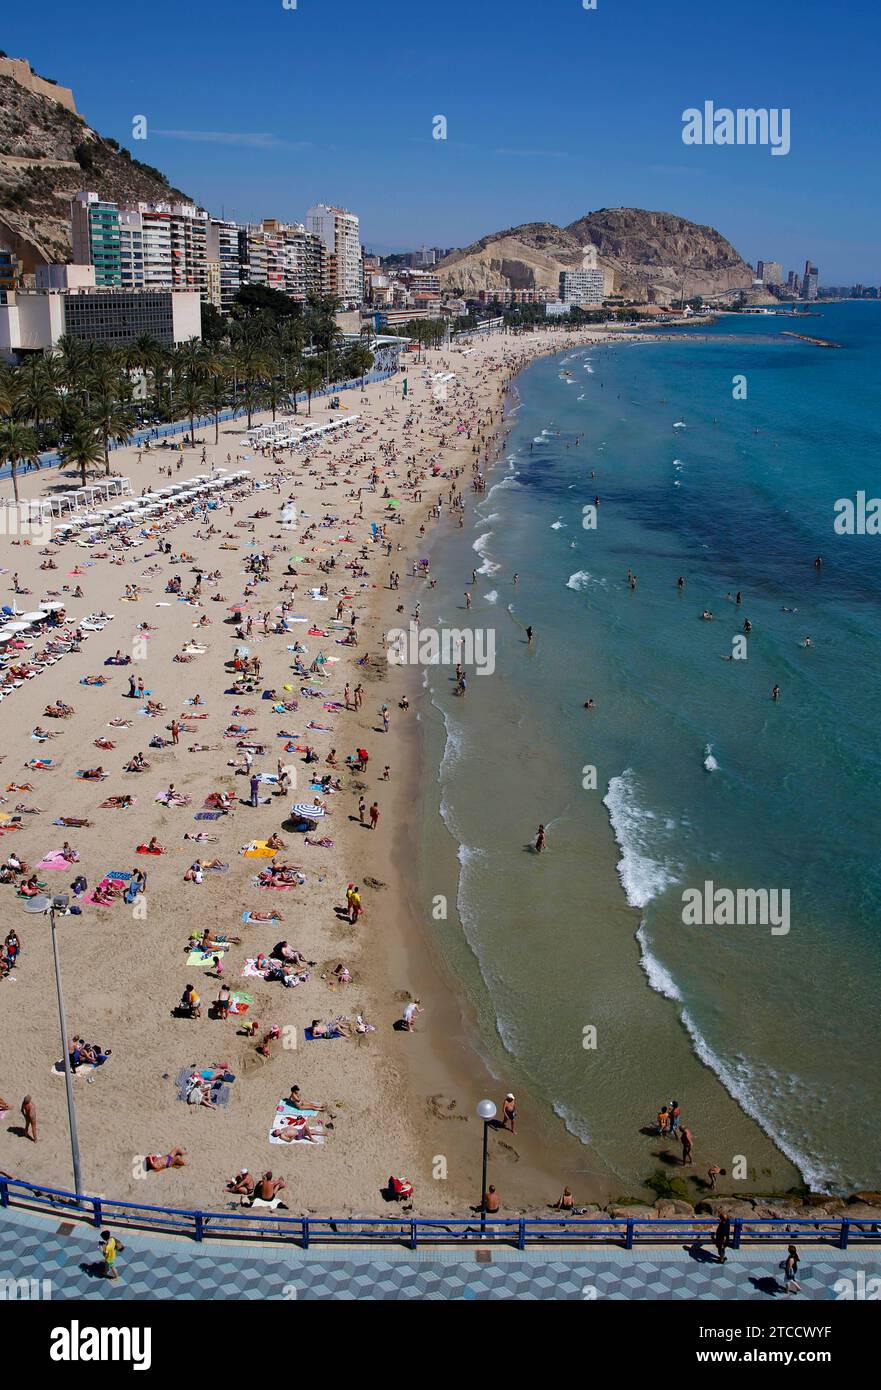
[
  {"left": 486, "top": 476, "right": 522, "bottom": 503},
  {"left": 634, "top": 918, "right": 828, "bottom": 1187},
  {"left": 553, "top": 1099, "right": 592, "bottom": 1145},
  {"left": 636, "top": 922, "right": 682, "bottom": 1001},
  {"left": 602, "top": 770, "right": 678, "bottom": 909},
  {"left": 703, "top": 743, "right": 719, "bottom": 772},
  {"left": 677, "top": 1008, "right": 829, "bottom": 1191},
  {"left": 551, "top": 520, "right": 566, "bottom": 531},
  {"left": 566, "top": 569, "right": 606, "bottom": 591},
  {"left": 673, "top": 421, "right": 687, "bottom": 429},
  {"left": 484, "top": 589, "right": 498, "bottom": 604}
]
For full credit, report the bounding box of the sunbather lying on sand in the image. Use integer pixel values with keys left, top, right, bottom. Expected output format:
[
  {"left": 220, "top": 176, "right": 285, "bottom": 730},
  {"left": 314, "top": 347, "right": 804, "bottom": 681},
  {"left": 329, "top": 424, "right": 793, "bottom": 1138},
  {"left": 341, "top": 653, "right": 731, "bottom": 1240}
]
[{"left": 146, "top": 1148, "right": 187, "bottom": 1171}]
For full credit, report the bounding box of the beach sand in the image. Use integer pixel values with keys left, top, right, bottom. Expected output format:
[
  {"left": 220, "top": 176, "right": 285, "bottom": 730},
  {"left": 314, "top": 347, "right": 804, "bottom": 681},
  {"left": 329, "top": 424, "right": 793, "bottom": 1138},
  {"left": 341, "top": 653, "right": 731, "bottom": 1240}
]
[{"left": 0, "top": 326, "right": 632, "bottom": 1219}]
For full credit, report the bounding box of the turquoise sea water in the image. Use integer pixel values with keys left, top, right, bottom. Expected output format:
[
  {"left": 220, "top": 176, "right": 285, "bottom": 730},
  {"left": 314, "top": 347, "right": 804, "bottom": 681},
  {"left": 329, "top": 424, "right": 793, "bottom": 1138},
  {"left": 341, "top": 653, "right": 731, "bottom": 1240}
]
[{"left": 419, "top": 304, "right": 881, "bottom": 1193}]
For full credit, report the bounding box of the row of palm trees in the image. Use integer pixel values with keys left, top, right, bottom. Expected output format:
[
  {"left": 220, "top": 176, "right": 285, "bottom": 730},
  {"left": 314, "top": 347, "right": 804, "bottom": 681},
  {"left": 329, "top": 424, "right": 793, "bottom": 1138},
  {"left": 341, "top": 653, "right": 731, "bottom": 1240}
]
[{"left": 0, "top": 301, "right": 376, "bottom": 497}]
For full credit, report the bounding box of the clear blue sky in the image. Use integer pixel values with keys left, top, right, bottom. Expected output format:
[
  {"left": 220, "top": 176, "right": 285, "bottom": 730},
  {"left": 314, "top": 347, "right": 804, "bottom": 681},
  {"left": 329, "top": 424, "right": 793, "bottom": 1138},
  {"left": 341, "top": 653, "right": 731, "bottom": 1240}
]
[{"left": 5, "top": 0, "right": 880, "bottom": 280}]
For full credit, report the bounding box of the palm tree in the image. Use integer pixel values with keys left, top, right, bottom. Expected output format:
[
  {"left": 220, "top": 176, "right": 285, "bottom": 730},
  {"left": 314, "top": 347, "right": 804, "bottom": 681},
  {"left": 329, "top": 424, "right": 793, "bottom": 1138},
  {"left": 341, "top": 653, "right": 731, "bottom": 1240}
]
[
  {"left": 62, "top": 421, "right": 105, "bottom": 488},
  {"left": 175, "top": 377, "right": 212, "bottom": 442},
  {"left": 300, "top": 361, "right": 325, "bottom": 416},
  {"left": 233, "top": 341, "right": 271, "bottom": 429},
  {"left": 202, "top": 348, "right": 232, "bottom": 445},
  {"left": 14, "top": 358, "right": 58, "bottom": 448},
  {"left": 89, "top": 399, "right": 136, "bottom": 472},
  {"left": 0, "top": 362, "right": 19, "bottom": 418},
  {"left": 0, "top": 420, "right": 39, "bottom": 503},
  {"left": 347, "top": 345, "right": 374, "bottom": 391}
]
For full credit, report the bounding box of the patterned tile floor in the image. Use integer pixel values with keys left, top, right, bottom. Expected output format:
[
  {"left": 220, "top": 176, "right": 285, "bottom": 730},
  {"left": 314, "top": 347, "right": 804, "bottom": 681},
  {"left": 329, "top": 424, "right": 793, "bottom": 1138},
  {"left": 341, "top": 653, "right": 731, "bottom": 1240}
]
[{"left": 1, "top": 1206, "right": 879, "bottom": 1299}]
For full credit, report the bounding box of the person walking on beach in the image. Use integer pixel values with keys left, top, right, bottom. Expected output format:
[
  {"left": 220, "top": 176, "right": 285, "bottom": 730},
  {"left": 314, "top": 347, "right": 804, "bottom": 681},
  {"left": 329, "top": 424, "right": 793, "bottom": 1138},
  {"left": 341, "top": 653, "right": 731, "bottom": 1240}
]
[
  {"left": 657, "top": 1105, "right": 670, "bottom": 1139},
  {"left": 680, "top": 1125, "right": 694, "bottom": 1165},
  {"left": 369, "top": 802, "right": 380, "bottom": 830},
  {"left": 714, "top": 1212, "right": 731, "bottom": 1263},
  {"left": 707, "top": 1163, "right": 725, "bottom": 1190},
  {"left": 100, "top": 1229, "right": 124, "bottom": 1281},
  {"left": 782, "top": 1244, "right": 801, "bottom": 1294},
  {"left": 21, "top": 1095, "right": 37, "bottom": 1142},
  {"left": 502, "top": 1093, "right": 517, "bottom": 1134},
  {"left": 249, "top": 773, "right": 260, "bottom": 808},
  {"left": 358, "top": 796, "right": 366, "bottom": 825}
]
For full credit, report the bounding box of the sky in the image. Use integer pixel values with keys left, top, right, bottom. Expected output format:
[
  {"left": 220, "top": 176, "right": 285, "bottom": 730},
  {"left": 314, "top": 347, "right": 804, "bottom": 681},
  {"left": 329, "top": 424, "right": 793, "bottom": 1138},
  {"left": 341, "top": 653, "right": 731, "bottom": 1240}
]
[{"left": 4, "top": 0, "right": 881, "bottom": 281}]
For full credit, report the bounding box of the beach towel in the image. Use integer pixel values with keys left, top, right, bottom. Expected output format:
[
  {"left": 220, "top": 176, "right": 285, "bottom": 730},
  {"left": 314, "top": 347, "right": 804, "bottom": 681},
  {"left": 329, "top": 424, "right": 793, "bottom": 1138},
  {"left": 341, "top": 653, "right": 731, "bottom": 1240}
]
[
  {"left": 242, "top": 910, "right": 282, "bottom": 925},
  {"left": 186, "top": 948, "right": 225, "bottom": 967},
  {"left": 242, "top": 841, "right": 277, "bottom": 858},
  {"left": 51, "top": 1059, "right": 100, "bottom": 1080},
  {"left": 229, "top": 991, "right": 252, "bottom": 1015},
  {"left": 304, "top": 1027, "right": 344, "bottom": 1041},
  {"left": 76, "top": 769, "right": 108, "bottom": 781},
  {"left": 269, "top": 1098, "right": 325, "bottom": 1144},
  {"left": 99, "top": 797, "right": 137, "bottom": 809},
  {"left": 195, "top": 811, "right": 222, "bottom": 821},
  {"left": 174, "top": 1066, "right": 234, "bottom": 1108},
  {"left": 106, "top": 870, "right": 133, "bottom": 882},
  {"left": 241, "top": 958, "right": 265, "bottom": 978},
  {"left": 36, "top": 850, "right": 72, "bottom": 872}
]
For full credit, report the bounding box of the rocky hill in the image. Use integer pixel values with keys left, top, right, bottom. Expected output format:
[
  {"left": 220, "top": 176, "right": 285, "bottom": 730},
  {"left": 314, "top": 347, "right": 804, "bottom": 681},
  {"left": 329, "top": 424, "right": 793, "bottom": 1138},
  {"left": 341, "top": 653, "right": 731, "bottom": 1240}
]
[
  {"left": 437, "top": 207, "right": 754, "bottom": 304},
  {"left": 0, "top": 59, "right": 192, "bottom": 274}
]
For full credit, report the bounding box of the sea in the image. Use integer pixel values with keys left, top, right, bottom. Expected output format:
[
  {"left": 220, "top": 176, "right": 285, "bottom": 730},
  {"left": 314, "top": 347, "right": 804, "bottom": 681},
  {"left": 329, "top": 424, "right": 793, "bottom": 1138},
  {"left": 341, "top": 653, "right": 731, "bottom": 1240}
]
[{"left": 415, "top": 302, "right": 881, "bottom": 1195}]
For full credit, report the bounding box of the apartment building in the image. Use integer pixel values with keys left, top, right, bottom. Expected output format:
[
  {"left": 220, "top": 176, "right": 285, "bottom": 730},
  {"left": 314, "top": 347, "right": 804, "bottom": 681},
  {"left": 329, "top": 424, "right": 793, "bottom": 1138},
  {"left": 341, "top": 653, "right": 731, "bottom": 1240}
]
[
  {"left": 70, "top": 192, "right": 122, "bottom": 287},
  {"left": 559, "top": 267, "right": 606, "bottom": 306},
  {"left": 306, "top": 203, "right": 362, "bottom": 305}
]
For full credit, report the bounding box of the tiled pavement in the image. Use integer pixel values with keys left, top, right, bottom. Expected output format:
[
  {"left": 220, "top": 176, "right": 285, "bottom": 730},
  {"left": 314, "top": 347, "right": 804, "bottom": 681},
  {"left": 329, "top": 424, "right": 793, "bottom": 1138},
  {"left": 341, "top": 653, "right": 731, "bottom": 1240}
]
[{"left": 1, "top": 1205, "right": 879, "bottom": 1299}]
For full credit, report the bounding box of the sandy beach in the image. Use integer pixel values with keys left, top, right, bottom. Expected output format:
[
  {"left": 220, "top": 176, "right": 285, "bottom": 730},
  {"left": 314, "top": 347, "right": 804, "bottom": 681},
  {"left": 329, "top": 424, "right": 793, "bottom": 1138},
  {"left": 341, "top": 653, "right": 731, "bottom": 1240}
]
[{"left": 0, "top": 324, "right": 639, "bottom": 1219}]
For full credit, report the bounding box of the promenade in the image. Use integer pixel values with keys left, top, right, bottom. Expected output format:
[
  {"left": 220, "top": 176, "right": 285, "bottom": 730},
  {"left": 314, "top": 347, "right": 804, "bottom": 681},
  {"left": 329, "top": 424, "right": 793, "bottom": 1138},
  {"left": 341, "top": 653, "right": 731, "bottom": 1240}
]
[{"left": 1, "top": 1204, "right": 879, "bottom": 1300}]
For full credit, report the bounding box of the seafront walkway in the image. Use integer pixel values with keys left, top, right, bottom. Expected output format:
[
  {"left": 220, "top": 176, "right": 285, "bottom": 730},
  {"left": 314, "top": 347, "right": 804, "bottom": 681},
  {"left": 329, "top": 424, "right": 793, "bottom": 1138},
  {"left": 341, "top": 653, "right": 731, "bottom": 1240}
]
[{"left": 1, "top": 1203, "right": 879, "bottom": 1300}]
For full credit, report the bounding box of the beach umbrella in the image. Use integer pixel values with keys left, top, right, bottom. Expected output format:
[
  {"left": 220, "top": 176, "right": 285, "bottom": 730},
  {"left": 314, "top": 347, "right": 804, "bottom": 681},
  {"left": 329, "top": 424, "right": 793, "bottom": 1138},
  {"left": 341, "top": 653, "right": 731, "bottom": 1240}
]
[
  {"left": 42, "top": 601, "right": 67, "bottom": 610},
  {"left": 20, "top": 611, "right": 48, "bottom": 624},
  {"left": 4, "top": 621, "right": 31, "bottom": 632},
  {"left": 291, "top": 803, "right": 326, "bottom": 819}
]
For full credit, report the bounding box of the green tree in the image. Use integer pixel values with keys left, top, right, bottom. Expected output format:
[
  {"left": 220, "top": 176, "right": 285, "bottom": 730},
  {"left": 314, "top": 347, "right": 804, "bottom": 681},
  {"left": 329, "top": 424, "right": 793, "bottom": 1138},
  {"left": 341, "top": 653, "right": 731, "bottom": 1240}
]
[
  {"left": 0, "top": 419, "right": 39, "bottom": 503},
  {"left": 62, "top": 420, "right": 105, "bottom": 488},
  {"left": 300, "top": 361, "right": 325, "bottom": 416}
]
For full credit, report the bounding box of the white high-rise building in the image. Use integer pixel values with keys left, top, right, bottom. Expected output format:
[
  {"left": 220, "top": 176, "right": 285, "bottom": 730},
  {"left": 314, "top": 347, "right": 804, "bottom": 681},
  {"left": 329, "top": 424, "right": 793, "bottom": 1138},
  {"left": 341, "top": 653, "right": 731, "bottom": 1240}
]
[{"left": 306, "top": 203, "right": 361, "bottom": 305}]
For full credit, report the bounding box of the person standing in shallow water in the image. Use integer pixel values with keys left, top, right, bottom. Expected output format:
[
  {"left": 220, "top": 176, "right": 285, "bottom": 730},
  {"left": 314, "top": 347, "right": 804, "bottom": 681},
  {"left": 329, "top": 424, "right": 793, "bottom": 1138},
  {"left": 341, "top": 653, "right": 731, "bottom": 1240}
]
[{"left": 535, "top": 824, "right": 546, "bottom": 853}]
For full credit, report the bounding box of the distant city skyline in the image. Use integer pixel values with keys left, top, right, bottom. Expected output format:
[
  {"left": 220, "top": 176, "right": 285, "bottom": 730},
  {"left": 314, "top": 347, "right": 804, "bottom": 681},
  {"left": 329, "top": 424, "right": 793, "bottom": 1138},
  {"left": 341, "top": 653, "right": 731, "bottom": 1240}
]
[{"left": 3, "top": 0, "right": 880, "bottom": 281}]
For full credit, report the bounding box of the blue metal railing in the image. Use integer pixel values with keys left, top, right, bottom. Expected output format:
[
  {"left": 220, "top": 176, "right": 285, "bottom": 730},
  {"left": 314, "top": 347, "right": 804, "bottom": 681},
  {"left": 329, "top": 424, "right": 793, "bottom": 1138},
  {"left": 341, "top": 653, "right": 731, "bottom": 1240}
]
[{"left": 1, "top": 1176, "right": 878, "bottom": 1250}]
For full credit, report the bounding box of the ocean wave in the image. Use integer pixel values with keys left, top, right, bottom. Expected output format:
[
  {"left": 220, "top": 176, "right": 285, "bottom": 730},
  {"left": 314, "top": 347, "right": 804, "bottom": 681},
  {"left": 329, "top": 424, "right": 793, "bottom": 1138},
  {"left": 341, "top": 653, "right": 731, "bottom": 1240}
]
[
  {"left": 553, "top": 1098, "right": 592, "bottom": 1145},
  {"left": 551, "top": 520, "right": 566, "bottom": 531},
  {"left": 484, "top": 589, "right": 498, "bottom": 604},
  {"left": 486, "top": 476, "right": 523, "bottom": 502},
  {"left": 678, "top": 1008, "right": 829, "bottom": 1192},
  {"left": 566, "top": 569, "right": 606, "bottom": 591},
  {"left": 602, "top": 770, "right": 678, "bottom": 909},
  {"left": 673, "top": 421, "right": 687, "bottom": 429},
  {"left": 636, "top": 922, "right": 682, "bottom": 1001},
  {"left": 703, "top": 743, "right": 719, "bottom": 772}
]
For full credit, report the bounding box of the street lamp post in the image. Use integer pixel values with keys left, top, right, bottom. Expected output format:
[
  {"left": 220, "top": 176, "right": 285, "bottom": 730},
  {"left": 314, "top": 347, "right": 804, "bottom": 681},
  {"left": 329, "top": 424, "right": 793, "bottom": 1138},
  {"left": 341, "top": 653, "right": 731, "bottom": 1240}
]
[
  {"left": 48, "top": 895, "right": 84, "bottom": 1201},
  {"left": 476, "top": 1098, "right": 497, "bottom": 1233}
]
